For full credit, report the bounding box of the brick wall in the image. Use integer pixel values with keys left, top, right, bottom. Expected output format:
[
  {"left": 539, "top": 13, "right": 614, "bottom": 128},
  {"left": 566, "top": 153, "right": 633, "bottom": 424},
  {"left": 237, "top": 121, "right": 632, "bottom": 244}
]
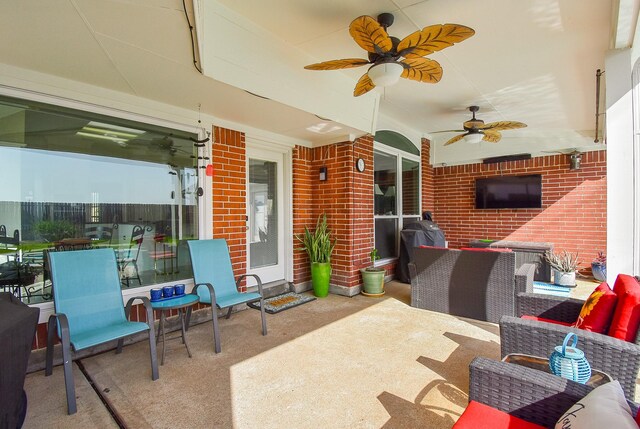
[
  {"left": 292, "top": 135, "right": 382, "bottom": 290},
  {"left": 433, "top": 151, "right": 607, "bottom": 267},
  {"left": 421, "top": 138, "right": 435, "bottom": 212},
  {"left": 212, "top": 126, "right": 247, "bottom": 290}
]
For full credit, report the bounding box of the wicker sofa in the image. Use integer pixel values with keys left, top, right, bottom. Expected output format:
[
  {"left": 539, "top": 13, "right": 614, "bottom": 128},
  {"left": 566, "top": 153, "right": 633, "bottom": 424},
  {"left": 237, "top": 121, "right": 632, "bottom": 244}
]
[
  {"left": 454, "top": 357, "right": 639, "bottom": 428},
  {"left": 500, "top": 292, "right": 640, "bottom": 399},
  {"left": 408, "top": 247, "right": 535, "bottom": 323}
]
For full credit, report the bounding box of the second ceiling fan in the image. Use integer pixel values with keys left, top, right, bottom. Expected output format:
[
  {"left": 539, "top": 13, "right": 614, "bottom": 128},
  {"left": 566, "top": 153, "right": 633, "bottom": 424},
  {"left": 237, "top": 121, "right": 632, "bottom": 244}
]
[{"left": 438, "top": 106, "right": 527, "bottom": 146}]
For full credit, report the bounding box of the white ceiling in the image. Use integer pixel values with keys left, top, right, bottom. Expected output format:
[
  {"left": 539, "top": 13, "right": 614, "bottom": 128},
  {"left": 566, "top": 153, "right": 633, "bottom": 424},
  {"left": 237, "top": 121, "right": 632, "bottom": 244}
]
[{"left": 0, "top": 0, "right": 621, "bottom": 164}]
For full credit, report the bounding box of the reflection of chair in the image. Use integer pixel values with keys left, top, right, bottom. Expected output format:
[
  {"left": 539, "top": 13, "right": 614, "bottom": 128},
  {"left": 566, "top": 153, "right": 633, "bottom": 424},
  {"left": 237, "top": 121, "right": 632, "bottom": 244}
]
[
  {"left": 118, "top": 225, "right": 144, "bottom": 287},
  {"left": 0, "top": 225, "right": 19, "bottom": 257},
  {"left": 150, "top": 233, "right": 178, "bottom": 275},
  {"left": 84, "top": 224, "right": 114, "bottom": 245},
  {"left": 186, "top": 239, "right": 267, "bottom": 353},
  {"left": 46, "top": 248, "right": 158, "bottom": 414}
]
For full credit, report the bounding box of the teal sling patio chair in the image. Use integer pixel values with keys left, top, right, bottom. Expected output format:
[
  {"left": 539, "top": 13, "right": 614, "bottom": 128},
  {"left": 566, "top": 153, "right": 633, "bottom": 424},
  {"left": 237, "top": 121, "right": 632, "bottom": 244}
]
[
  {"left": 186, "top": 239, "right": 267, "bottom": 353},
  {"left": 45, "top": 248, "right": 158, "bottom": 415}
]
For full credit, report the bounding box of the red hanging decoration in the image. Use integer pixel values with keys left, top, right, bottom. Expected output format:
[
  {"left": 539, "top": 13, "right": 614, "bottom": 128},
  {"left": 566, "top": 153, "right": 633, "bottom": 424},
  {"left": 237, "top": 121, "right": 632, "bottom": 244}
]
[{"left": 205, "top": 164, "right": 214, "bottom": 176}]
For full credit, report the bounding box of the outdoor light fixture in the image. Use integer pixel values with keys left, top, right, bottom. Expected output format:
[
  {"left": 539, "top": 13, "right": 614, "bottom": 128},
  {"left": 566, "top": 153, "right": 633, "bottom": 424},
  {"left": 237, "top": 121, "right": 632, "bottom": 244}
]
[
  {"left": 367, "top": 62, "right": 404, "bottom": 88},
  {"left": 319, "top": 166, "right": 327, "bottom": 181},
  {"left": 463, "top": 132, "right": 484, "bottom": 144},
  {"left": 569, "top": 153, "right": 582, "bottom": 170}
]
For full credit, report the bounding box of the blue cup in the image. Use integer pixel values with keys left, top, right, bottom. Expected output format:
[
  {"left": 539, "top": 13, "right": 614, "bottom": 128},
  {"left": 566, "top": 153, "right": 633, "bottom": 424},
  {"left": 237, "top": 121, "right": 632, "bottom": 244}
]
[
  {"left": 150, "top": 288, "right": 162, "bottom": 301},
  {"left": 162, "top": 285, "right": 174, "bottom": 298},
  {"left": 174, "top": 284, "right": 185, "bottom": 296}
]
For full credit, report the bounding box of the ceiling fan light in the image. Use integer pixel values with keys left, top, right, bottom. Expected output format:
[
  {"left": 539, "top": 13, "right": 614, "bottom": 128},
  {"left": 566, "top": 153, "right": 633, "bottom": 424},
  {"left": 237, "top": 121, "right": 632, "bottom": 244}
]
[
  {"left": 368, "top": 62, "right": 404, "bottom": 87},
  {"left": 464, "top": 133, "right": 484, "bottom": 144}
]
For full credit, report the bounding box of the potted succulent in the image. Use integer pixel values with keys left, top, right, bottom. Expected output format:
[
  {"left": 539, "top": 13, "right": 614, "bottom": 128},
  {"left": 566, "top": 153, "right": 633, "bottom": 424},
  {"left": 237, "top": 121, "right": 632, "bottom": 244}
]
[
  {"left": 545, "top": 250, "right": 580, "bottom": 287},
  {"left": 295, "top": 213, "right": 335, "bottom": 297},
  {"left": 591, "top": 251, "right": 607, "bottom": 282},
  {"left": 361, "top": 248, "right": 385, "bottom": 296}
]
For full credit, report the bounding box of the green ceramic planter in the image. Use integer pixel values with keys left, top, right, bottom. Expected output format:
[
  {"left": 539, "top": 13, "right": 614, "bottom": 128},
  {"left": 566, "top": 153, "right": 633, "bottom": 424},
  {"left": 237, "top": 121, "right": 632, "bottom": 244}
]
[
  {"left": 311, "top": 262, "right": 331, "bottom": 297},
  {"left": 361, "top": 268, "right": 385, "bottom": 295}
]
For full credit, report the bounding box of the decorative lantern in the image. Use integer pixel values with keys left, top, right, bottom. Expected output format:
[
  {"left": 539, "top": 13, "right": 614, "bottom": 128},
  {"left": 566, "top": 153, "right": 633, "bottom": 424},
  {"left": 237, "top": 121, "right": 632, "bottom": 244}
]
[{"left": 549, "top": 333, "right": 591, "bottom": 383}]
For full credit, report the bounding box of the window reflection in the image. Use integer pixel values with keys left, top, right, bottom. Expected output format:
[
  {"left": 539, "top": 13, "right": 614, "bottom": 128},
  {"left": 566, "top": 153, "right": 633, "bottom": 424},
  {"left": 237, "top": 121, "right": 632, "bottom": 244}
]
[{"left": 0, "top": 95, "right": 199, "bottom": 303}]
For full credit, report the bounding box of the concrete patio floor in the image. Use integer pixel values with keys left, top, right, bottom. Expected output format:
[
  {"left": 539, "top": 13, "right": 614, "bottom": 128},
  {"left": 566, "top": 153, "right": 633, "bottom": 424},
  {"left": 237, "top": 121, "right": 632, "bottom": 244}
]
[{"left": 21, "top": 278, "right": 618, "bottom": 428}]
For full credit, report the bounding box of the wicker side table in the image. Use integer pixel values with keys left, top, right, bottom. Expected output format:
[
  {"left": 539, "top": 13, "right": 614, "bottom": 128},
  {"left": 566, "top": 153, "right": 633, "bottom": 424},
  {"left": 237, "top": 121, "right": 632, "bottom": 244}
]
[{"left": 503, "top": 353, "right": 612, "bottom": 387}]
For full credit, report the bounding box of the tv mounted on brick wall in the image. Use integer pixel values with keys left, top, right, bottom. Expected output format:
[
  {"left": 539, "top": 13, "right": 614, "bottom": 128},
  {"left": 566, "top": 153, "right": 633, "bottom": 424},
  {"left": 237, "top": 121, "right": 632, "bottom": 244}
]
[{"left": 475, "top": 174, "right": 542, "bottom": 209}]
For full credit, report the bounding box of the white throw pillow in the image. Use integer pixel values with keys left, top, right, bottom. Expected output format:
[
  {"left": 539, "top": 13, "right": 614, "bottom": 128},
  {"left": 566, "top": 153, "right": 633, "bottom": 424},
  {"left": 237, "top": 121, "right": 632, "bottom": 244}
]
[{"left": 554, "top": 380, "right": 637, "bottom": 429}]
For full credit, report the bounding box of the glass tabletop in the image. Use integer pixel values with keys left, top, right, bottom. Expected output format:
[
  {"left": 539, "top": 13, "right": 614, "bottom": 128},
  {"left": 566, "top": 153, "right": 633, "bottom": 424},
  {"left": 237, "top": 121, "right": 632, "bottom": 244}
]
[{"left": 150, "top": 293, "right": 199, "bottom": 310}]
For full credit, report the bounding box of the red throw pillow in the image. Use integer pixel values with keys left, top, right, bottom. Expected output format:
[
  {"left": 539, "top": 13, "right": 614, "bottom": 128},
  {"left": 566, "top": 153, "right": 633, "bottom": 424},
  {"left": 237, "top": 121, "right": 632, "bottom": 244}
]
[
  {"left": 608, "top": 275, "right": 640, "bottom": 342},
  {"left": 418, "top": 245, "right": 448, "bottom": 249},
  {"left": 573, "top": 282, "right": 618, "bottom": 333},
  {"left": 453, "top": 401, "right": 545, "bottom": 429},
  {"left": 460, "top": 247, "right": 513, "bottom": 253}
]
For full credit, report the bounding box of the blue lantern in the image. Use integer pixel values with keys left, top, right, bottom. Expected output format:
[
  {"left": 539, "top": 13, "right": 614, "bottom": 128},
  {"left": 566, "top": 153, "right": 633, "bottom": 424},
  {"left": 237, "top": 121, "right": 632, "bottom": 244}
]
[{"left": 549, "top": 333, "right": 591, "bottom": 383}]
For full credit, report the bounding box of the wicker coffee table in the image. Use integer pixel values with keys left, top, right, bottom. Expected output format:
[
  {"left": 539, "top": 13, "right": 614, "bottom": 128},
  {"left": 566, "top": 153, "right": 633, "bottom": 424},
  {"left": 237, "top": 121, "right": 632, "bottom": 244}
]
[{"left": 503, "top": 353, "right": 612, "bottom": 387}]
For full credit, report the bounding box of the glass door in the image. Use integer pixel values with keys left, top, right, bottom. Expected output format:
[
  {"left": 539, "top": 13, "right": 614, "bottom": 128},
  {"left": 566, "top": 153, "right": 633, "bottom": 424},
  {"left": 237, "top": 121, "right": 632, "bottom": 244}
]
[{"left": 246, "top": 149, "right": 284, "bottom": 284}]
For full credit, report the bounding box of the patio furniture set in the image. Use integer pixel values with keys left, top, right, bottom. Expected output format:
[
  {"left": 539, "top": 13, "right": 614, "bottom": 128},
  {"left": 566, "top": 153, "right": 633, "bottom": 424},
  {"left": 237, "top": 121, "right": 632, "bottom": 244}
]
[
  {"left": 409, "top": 245, "right": 640, "bottom": 427},
  {"left": 41, "top": 239, "right": 267, "bottom": 415}
]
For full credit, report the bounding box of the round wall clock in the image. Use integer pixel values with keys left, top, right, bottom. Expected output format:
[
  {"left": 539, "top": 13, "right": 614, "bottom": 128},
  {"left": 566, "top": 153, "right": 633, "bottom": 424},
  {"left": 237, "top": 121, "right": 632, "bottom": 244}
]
[{"left": 356, "top": 158, "right": 365, "bottom": 172}]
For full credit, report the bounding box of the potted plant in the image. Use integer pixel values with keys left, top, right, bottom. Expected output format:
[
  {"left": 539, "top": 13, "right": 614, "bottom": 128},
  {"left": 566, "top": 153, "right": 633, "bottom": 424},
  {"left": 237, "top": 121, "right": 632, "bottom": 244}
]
[
  {"left": 295, "top": 213, "right": 335, "bottom": 297},
  {"left": 591, "top": 251, "right": 607, "bottom": 282},
  {"left": 361, "top": 248, "right": 385, "bottom": 296},
  {"left": 545, "top": 250, "right": 580, "bottom": 287}
]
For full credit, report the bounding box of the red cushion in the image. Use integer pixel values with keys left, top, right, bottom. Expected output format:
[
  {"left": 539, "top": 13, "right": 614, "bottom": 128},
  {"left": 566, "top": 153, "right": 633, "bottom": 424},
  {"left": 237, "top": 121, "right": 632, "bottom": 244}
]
[
  {"left": 453, "top": 401, "right": 545, "bottom": 429},
  {"left": 460, "top": 247, "right": 513, "bottom": 252},
  {"left": 521, "top": 315, "right": 572, "bottom": 326},
  {"left": 573, "top": 282, "right": 618, "bottom": 333},
  {"left": 608, "top": 275, "right": 640, "bottom": 342},
  {"left": 418, "top": 245, "right": 448, "bottom": 250},
  {"left": 636, "top": 410, "right": 640, "bottom": 426}
]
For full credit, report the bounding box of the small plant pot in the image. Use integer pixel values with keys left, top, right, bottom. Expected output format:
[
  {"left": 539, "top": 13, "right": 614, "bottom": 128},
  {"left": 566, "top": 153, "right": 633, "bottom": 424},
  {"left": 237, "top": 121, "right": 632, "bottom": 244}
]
[
  {"left": 361, "top": 268, "right": 385, "bottom": 296},
  {"left": 553, "top": 269, "right": 576, "bottom": 287},
  {"left": 591, "top": 262, "right": 606, "bottom": 282}
]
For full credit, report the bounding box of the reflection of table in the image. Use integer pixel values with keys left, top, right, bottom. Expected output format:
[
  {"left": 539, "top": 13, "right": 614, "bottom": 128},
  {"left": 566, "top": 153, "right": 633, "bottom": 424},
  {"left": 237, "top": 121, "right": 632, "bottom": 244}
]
[
  {"left": 503, "top": 353, "right": 612, "bottom": 387},
  {"left": 151, "top": 294, "right": 199, "bottom": 365},
  {"left": 54, "top": 238, "right": 92, "bottom": 251}
]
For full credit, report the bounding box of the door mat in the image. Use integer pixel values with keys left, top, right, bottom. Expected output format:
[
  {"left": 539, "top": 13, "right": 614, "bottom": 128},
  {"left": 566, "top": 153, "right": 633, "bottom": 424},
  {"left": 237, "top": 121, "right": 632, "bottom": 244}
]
[{"left": 247, "top": 292, "right": 316, "bottom": 314}]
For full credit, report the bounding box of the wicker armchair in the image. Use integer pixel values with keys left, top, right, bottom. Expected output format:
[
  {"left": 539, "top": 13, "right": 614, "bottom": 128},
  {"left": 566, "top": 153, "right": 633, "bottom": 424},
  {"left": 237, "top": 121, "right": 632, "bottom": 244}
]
[
  {"left": 461, "top": 357, "right": 639, "bottom": 428},
  {"left": 409, "top": 247, "right": 535, "bottom": 323},
  {"left": 500, "top": 292, "right": 640, "bottom": 399}
]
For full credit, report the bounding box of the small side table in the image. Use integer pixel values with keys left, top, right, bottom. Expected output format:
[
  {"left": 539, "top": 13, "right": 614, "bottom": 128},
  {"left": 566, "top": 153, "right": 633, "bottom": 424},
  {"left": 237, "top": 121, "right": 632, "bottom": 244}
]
[
  {"left": 503, "top": 353, "right": 612, "bottom": 387},
  {"left": 151, "top": 294, "right": 199, "bottom": 365}
]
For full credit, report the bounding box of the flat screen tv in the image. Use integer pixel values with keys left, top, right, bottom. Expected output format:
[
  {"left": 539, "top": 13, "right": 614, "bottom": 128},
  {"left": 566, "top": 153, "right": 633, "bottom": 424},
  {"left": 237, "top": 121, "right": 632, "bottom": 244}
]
[{"left": 475, "top": 174, "right": 542, "bottom": 209}]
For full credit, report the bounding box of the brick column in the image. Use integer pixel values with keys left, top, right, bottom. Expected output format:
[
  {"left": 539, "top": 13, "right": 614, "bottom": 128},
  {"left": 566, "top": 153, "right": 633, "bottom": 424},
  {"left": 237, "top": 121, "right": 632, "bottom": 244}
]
[{"left": 421, "top": 137, "right": 435, "bottom": 213}]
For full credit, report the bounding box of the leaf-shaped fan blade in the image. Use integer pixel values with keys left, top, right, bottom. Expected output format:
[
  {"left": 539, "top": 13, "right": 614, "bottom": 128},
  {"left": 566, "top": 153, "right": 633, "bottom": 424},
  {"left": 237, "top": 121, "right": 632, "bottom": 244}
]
[
  {"left": 354, "top": 73, "right": 375, "bottom": 97},
  {"left": 444, "top": 133, "right": 467, "bottom": 146},
  {"left": 397, "top": 24, "right": 475, "bottom": 58},
  {"left": 305, "top": 59, "right": 370, "bottom": 70},
  {"left": 349, "top": 16, "right": 393, "bottom": 54},
  {"left": 482, "top": 130, "right": 502, "bottom": 143},
  {"left": 400, "top": 57, "right": 443, "bottom": 83},
  {"left": 430, "top": 129, "right": 465, "bottom": 134},
  {"left": 481, "top": 121, "right": 527, "bottom": 131}
]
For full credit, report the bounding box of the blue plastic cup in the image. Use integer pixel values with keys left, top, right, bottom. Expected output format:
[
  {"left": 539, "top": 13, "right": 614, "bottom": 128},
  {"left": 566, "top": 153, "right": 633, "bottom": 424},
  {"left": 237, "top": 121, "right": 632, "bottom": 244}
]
[
  {"left": 162, "top": 285, "right": 174, "bottom": 298},
  {"left": 174, "top": 284, "right": 185, "bottom": 296},
  {"left": 150, "top": 288, "right": 162, "bottom": 301}
]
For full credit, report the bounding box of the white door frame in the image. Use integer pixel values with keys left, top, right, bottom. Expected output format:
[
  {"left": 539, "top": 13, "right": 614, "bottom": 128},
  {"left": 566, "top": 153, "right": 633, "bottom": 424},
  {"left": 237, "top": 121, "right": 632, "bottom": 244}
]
[{"left": 245, "top": 139, "right": 293, "bottom": 285}]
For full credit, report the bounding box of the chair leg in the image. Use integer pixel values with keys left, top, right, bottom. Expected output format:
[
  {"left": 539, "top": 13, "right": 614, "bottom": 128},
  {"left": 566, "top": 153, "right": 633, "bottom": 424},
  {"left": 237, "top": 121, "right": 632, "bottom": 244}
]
[
  {"left": 211, "top": 306, "right": 221, "bottom": 354},
  {"left": 45, "top": 316, "right": 57, "bottom": 376},
  {"left": 148, "top": 325, "right": 159, "bottom": 381},
  {"left": 259, "top": 297, "right": 267, "bottom": 336},
  {"left": 226, "top": 306, "right": 233, "bottom": 319},
  {"left": 185, "top": 306, "right": 193, "bottom": 331},
  {"left": 55, "top": 318, "right": 77, "bottom": 415}
]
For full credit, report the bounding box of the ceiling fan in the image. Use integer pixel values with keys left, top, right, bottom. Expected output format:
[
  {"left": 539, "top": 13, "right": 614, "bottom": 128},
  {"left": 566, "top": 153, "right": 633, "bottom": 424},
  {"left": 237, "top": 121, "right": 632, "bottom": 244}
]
[
  {"left": 304, "top": 13, "right": 474, "bottom": 97},
  {"left": 436, "top": 106, "right": 527, "bottom": 146}
]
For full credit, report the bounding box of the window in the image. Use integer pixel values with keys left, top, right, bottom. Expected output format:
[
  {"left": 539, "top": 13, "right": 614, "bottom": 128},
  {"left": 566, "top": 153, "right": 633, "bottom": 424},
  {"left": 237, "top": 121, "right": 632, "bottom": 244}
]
[
  {"left": 0, "top": 95, "right": 200, "bottom": 303},
  {"left": 374, "top": 141, "right": 420, "bottom": 260}
]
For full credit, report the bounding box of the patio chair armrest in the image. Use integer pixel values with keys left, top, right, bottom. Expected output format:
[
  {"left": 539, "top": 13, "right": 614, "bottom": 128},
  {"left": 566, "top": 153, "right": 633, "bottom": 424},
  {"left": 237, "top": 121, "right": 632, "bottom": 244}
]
[
  {"left": 192, "top": 282, "right": 217, "bottom": 307},
  {"left": 236, "top": 274, "right": 264, "bottom": 296},
  {"left": 499, "top": 315, "right": 640, "bottom": 399},
  {"left": 513, "top": 263, "right": 535, "bottom": 295},
  {"left": 469, "top": 357, "right": 596, "bottom": 427},
  {"left": 124, "top": 296, "right": 154, "bottom": 325},
  {"left": 516, "top": 292, "right": 584, "bottom": 321},
  {"left": 47, "top": 312, "right": 70, "bottom": 341}
]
